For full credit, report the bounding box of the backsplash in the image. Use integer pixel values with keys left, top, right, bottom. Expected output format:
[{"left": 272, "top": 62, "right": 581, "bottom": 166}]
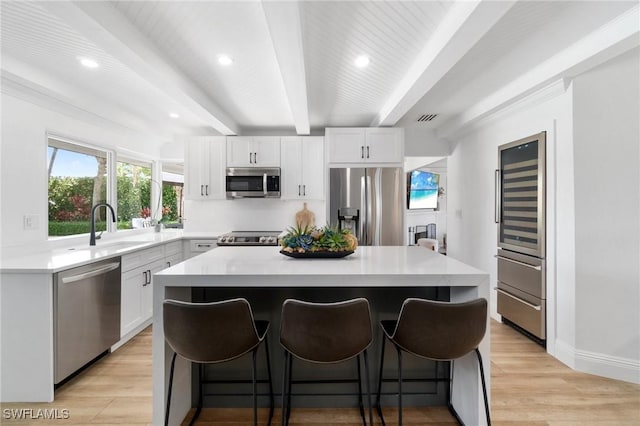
[{"left": 183, "top": 199, "right": 327, "bottom": 233}]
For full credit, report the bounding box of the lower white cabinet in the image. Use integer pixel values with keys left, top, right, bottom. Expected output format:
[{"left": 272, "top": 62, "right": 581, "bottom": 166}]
[{"left": 120, "top": 241, "right": 184, "bottom": 338}]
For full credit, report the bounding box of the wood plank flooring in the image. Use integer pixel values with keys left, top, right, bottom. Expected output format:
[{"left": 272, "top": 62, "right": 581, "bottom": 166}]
[{"left": 1, "top": 321, "right": 638, "bottom": 425}]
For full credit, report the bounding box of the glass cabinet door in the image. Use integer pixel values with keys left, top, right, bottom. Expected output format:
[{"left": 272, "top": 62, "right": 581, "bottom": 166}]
[{"left": 498, "top": 132, "right": 545, "bottom": 257}]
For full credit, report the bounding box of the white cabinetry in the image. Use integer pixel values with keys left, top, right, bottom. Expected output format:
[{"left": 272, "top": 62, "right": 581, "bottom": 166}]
[
  {"left": 326, "top": 128, "right": 403, "bottom": 164},
  {"left": 185, "top": 137, "right": 226, "bottom": 200},
  {"left": 227, "top": 137, "right": 280, "bottom": 167},
  {"left": 281, "top": 137, "right": 324, "bottom": 200},
  {"left": 184, "top": 239, "right": 217, "bottom": 259},
  {"left": 120, "top": 241, "right": 183, "bottom": 338}
]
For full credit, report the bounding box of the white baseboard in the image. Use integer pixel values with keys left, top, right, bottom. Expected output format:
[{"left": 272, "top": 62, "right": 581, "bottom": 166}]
[
  {"left": 111, "top": 318, "right": 152, "bottom": 351},
  {"left": 553, "top": 339, "right": 640, "bottom": 384}
]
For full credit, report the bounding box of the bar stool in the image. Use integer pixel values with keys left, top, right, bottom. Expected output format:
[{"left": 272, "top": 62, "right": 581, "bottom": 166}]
[
  {"left": 163, "top": 298, "right": 274, "bottom": 426},
  {"left": 375, "top": 298, "right": 490, "bottom": 425},
  {"left": 279, "top": 298, "right": 374, "bottom": 426}
]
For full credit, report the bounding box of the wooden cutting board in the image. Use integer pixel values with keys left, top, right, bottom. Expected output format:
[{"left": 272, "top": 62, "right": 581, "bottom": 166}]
[{"left": 295, "top": 202, "right": 315, "bottom": 229}]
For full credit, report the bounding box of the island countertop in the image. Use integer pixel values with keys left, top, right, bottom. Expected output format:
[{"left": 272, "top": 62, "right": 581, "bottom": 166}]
[
  {"left": 155, "top": 245, "right": 487, "bottom": 286},
  {"left": 153, "top": 246, "right": 491, "bottom": 426}
]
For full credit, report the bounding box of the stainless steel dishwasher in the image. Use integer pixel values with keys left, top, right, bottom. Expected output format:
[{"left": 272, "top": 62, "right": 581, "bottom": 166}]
[{"left": 54, "top": 258, "right": 121, "bottom": 384}]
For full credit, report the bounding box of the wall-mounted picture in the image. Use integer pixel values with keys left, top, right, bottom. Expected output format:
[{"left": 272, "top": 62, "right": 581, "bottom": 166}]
[{"left": 407, "top": 170, "right": 439, "bottom": 210}]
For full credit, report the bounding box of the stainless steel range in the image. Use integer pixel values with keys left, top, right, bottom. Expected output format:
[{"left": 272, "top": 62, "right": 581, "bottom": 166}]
[{"left": 217, "top": 231, "right": 281, "bottom": 246}]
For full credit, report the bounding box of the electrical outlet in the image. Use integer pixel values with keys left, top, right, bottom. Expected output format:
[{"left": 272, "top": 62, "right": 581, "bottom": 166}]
[{"left": 23, "top": 214, "right": 39, "bottom": 230}]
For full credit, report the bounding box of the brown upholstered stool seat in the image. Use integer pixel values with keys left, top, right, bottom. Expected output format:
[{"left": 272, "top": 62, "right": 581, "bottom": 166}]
[
  {"left": 279, "top": 298, "right": 374, "bottom": 425},
  {"left": 375, "top": 298, "right": 490, "bottom": 425},
  {"left": 163, "top": 298, "right": 273, "bottom": 426}
]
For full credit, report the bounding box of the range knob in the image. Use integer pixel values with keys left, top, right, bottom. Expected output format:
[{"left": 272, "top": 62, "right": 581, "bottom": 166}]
[
  {"left": 266, "top": 236, "right": 275, "bottom": 244},
  {"left": 218, "top": 236, "right": 226, "bottom": 243},
  {"left": 259, "top": 236, "right": 267, "bottom": 243},
  {"left": 227, "top": 236, "right": 235, "bottom": 243}
]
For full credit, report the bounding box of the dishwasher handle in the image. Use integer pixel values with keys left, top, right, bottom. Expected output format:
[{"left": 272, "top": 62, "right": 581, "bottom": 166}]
[{"left": 61, "top": 262, "right": 121, "bottom": 284}]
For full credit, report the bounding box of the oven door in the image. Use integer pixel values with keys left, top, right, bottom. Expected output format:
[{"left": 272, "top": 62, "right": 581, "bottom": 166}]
[{"left": 226, "top": 168, "right": 280, "bottom": 199}]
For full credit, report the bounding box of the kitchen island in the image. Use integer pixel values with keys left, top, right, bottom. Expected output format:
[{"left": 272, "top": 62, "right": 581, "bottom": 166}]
[{"left": 153, "top": 246, "right": 490, "bottom": 425}]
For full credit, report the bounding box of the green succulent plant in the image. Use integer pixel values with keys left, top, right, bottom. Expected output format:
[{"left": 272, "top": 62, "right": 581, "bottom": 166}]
[{"left": 280, "top": 224, "right": 356, "bottom": 252}]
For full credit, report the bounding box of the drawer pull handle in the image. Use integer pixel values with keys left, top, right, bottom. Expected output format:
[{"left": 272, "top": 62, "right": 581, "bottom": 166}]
[
  {"left": 495, "top": 255, "right": 542, "bottom": 271},
  {"left": 196, "top": 244, "right": 211, "bottom": 248},
  {"left": 495, "top": 287, "right": 541, "bottom": 311}
]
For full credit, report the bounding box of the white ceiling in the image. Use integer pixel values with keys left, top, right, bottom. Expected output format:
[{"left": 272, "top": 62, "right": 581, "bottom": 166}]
[{"left": 1, "top": 1, "right": 637, "bottom": 141}]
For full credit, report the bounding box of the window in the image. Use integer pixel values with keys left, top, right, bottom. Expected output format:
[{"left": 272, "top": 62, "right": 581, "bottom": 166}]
[
  {"left": 161, "top": 162, "right": 184, "bottom": 227},
  {"left": 47, "top": 138, "right": 109, "bottom": 237},
  {"left": 117, "top": 158, "right": 152, "bottom": 230}
]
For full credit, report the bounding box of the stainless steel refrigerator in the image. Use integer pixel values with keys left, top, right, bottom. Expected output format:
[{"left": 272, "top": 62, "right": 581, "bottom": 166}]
[
  {"left": 329, "top": 167, "right": 404, "bottom": 246},
  {"left": 495, "top": 131, "right": 546, "bottom": 343}
]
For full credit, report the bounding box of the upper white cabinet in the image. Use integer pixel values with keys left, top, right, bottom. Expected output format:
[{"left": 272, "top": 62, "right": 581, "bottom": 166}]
[
  {"left": 281, "top": 137, "right": 324, "bottom": 200},
  {"left": 185, "top": 137, "right": 226, "bottom": 200},
  {"left": 326, "top": 127, "right": 403, "bottom": 164},
  {"left": 227, "top": 136, "right": 280, "bottom": 167}
]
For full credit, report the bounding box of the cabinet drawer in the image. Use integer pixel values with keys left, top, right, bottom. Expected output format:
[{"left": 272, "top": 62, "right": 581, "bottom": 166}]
[
  {"left": 121, "top": 245, "right": 165, "bottom": 272},
  {"left": 190, "top": 240, "right": 217, "bottom": 253},
  {"left": 497, "top": 288, "right": 546, "bottom": 339},
  {"left": 164, "top": 253, "right": 183, "bottom": 269},
  {"left": 164, "top": 241, "right": 182, "bottom": 257}
]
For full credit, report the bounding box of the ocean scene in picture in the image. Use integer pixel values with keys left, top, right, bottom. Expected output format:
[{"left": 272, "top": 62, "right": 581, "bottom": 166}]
[{"left": 408, "top": 170, "right": 439, "bottom": 209}]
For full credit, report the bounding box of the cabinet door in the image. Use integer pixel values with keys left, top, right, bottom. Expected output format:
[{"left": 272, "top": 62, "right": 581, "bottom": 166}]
[
  {"left": 280, "top": 137, "right": 303, "bottom": 199},
  {"left": 327, "top": 128, "right": 366, "bottom": 163},
  {"left": 253, "top": 137, "right": 281, "bottom": 167},
  {"left": 185, "top": 138, "right": 208, "bottom": 200},
  {"left": 365, "top": 128, "right": 403, "bottom": 163},
  {"left": 121, "top": 266, "right": 145, "bottom": 337},
  {"left": 205, "top": 137, "right": 226, "bottom": 199},
  {"left": 141, "top": 259, "right": 167, "bottom": 321},
  {"left": 301, "top": 137, "right": 324, "bottom": 199},
  {"left": 226, "top": 137, "right": 253, "bottom": 167}
]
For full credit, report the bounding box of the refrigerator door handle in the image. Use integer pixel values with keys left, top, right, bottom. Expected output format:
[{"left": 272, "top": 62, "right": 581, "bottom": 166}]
[
  {"left": 360, "top": 174, "right": 367, "bottom": 244},
  {"left": 495, "top": 169, "right": 501, "bottom": 224}
]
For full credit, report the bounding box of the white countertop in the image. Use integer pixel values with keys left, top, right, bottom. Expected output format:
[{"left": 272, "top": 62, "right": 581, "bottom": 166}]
[
  {"left": 155, "top": 246, "right": 487, "bottom": 287},
  {"left": 0, "top": 230, "right": 225, "bottom": 273}
]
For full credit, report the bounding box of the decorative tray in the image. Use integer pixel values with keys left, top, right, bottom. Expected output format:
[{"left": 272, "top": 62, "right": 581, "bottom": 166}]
[{"left": 279, "top": 250, "right": 354, "bottom": 259}]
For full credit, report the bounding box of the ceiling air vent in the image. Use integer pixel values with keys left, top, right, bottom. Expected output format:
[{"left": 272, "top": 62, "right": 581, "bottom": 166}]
[{"left": 417, "top": 114, "right": 438, "bottom": 122}]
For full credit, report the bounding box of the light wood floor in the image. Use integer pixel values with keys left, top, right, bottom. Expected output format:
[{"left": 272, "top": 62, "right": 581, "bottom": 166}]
[{"left": 1, "top": 321, "right": 638, "bottom": 425}]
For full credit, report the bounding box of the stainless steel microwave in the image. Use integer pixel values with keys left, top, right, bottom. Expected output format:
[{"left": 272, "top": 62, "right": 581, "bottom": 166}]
[{"left": 226, "top": 167, "right": 280, "bottom": 199}]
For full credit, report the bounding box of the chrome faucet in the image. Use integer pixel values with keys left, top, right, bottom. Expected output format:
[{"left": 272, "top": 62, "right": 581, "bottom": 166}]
[{"left": 90, "top": 202, "right": 116, "bottom": 246}]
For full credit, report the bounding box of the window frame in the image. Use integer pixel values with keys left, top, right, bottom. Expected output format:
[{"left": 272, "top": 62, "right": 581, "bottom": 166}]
[{"left": 46, "top": 133, "right": 158, "bottom": 240}]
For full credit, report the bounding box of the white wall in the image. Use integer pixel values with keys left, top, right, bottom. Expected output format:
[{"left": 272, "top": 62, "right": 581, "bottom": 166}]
[
  {"left": 572, "top": 48, "right": 640, "bottom": 377},
  {"left": 404, "top": 127, "right": 450, "bottom": 157},
  {"left": 183, "top": 199, "right": 326, "bottom": 233},
  {"left": 0, "top": 93, "right": 161, "bottom": 248},
  {"left": 446, "top": 49, "right": 640, "bottom": 383}
]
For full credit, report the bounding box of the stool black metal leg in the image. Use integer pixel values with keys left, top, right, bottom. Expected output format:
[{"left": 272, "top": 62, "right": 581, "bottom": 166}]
[
  {"left": 363, "top": 349, "right": 373, "bottom": 426},
  {"left": 397, "top": 346, "right": 403, "bottom": 426},
  {"left": 357, "top": 354, "right": 365, "bottom": 425},
  {"left": 165, "top": 352, "right": 177, "bottom": 426},
  {"left": 286, "top": 352, "right": 293, "bottom": 425},
  {"left": 375, "top": 336, "right": 386, "bottom": 426},
  {"left": 280, "top": 350, "right": 288, "bottom": 426},
  {"left": 189, "top": 363, "right": 203, "bottom": 426},
  {"left": 475, "top": 348, "right": 491, "bottom": 426},
  {"left": 252, "top": 349, "right": 258, "bottom": 426},
  {"left": 264, "top": 338, "right": 274, "bottom": 426}
]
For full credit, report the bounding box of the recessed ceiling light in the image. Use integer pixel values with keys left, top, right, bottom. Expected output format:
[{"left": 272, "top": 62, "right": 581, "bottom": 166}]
[
  {"left": 355, "top": 55, "right": 370, "bottom": 68},
  {"left": 217, "top": 55, "right": 233, "bottom": 66},
  {"left": 78, "top": 57, "right": 99, "bottom": 68},
  {"left": 169, "top": 112, "right": 180, "bottom": 119}
]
